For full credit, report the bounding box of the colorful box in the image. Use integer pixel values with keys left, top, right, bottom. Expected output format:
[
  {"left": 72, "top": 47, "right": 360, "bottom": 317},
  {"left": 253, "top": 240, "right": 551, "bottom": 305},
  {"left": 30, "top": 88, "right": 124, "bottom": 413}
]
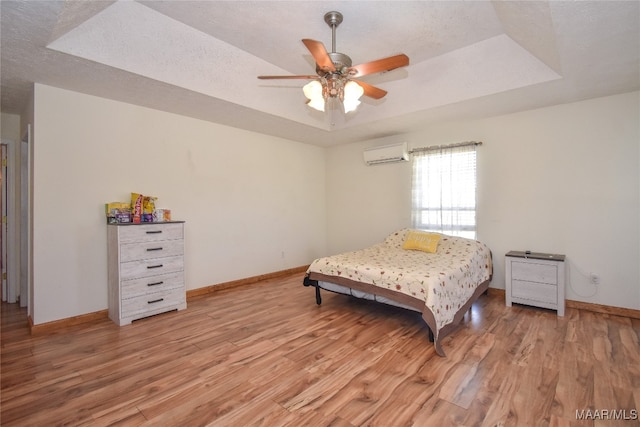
[{"left": 105, "top": 202, "right": 131, "bottom": 224}]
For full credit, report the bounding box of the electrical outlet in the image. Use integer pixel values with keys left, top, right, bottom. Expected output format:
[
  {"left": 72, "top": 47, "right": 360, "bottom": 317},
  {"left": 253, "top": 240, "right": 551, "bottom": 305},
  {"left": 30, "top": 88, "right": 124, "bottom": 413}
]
[{"left": 589, "top": 273, "right": 600, "bottom": 285}]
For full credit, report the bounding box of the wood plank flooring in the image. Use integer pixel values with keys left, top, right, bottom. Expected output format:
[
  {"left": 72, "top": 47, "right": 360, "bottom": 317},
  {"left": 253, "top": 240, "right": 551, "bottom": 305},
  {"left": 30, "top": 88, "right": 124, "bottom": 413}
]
[{"left": 1, "top": 272, "right": 639, "bottom": 426}]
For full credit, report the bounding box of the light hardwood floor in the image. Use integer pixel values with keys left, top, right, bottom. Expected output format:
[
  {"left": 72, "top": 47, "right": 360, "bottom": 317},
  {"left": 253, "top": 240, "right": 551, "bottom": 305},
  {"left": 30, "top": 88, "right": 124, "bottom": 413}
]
[{"left": 1, "top": 272, "right": 639, "bottom": 426}]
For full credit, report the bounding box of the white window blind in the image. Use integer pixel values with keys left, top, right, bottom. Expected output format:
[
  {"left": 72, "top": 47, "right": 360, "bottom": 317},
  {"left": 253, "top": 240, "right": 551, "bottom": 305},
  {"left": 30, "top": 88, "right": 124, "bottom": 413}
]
[{"left": 411, "top": 143, "right": 478, "bottom": 239}]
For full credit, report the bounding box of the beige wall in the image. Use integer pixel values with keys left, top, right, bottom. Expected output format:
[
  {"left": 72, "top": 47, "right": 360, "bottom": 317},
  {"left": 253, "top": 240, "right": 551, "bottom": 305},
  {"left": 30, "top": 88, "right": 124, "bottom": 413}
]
[
  {"left": 326, "top": 91, "right": 640, "bottom": 310},
  {"left": 18, "top": 85, "right": 640, "bottom": 323},
  {"left": 1, "top": 113, "right": 21, "bottom": 141},
  {"left": 32, "top": 84, "right": 327, "bottom": 324}
]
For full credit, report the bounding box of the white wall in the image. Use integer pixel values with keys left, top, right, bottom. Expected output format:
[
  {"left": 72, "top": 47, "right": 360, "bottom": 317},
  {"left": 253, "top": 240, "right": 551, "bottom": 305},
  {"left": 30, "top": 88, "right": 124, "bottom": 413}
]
[
  {"left": 32, "top": 84, "right": 327, "bottom": 324},
  {"left": 326, "top": 91, "right": 640, "bottom": 310},
  {"left": 326, "top": 136, "right": 412, "bottom": 253}
]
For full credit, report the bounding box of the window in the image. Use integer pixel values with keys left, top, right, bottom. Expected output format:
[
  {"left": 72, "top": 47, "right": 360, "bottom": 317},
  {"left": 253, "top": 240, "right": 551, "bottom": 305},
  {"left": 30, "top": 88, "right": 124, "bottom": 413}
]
[{"left": 411, "top": 143, "right": 478, "bottom": 239}]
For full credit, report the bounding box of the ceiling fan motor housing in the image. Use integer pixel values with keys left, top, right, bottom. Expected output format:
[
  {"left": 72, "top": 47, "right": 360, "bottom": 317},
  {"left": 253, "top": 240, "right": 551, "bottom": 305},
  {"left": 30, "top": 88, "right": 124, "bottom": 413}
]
[{"left": 317, "top": 52, "right": 352, "bottom": 76}]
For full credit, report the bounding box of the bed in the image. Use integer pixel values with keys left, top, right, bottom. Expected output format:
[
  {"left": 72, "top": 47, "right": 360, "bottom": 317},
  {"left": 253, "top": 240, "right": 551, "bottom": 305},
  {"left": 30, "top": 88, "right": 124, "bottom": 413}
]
[{"left": 303, "top": 229, "right": 493, "bottom": 356}]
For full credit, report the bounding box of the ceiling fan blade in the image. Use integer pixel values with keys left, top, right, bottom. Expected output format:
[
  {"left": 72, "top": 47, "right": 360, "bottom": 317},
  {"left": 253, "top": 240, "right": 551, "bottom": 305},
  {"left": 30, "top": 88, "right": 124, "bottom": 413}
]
[
  {"left": 302, "top": 39, "right": 336, "bottom": 72},
  {"left": 349, "top": 54, "right": 409, "bottom": 78},
  {"left": 258, "top": 75, "right": 317, "bottom": 80},
  {"left": 353, "top": 80, "right": 387, "bottom": 99}
]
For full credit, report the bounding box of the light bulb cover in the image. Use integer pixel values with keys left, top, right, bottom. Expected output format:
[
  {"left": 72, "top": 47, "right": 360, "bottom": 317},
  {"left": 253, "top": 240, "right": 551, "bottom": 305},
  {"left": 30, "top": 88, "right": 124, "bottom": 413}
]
[
  {"left": 306, "top": 97, "right": 325, "bottom": 112},
  {"left": 303, "top": 80, "right": 323, "bottom": 100},
  {"left": 302, "top": 78, "right": 361, "bottom": 113},
  {"left": 344, "top": 81, "right": 364, "bottom": 102},
  {"left": 343, "top": 99, "right": 361, "bottom": 113}
]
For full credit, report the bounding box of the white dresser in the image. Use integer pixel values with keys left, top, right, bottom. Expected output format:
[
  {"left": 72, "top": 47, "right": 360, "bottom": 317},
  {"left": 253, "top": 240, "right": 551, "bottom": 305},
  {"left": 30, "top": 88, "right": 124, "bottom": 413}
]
[
  {"left": 505, "top": 251, "right": 566, "bottom": 316},
  {"left": 107, "top": 222, "right": 186, "bottom": 326}
]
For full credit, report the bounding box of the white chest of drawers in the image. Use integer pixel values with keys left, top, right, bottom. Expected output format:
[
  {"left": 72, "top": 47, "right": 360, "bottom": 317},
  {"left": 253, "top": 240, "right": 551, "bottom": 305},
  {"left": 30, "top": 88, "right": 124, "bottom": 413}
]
[
  {"left": 107, "top": 222, "right": 186, "bottom": 326},
  {"left": 505, "top": 251, "right": 566, "bottom": 316}
]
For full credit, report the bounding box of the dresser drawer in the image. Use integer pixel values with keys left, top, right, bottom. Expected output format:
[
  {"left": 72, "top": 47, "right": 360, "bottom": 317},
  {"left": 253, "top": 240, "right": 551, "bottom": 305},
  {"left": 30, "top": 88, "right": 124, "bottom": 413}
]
[
  {"left": 121, "top": 287, "right": 186, "bottom": 318},
  {"left": 120, "top": 239, "right": 184, "bottom": 262},
  {"left": 121, "top": 271, "right": 184, "bottom": 299},
  {"left": 118, "top": 223, "right": 184, "bottom": 244},
  {"left": 120, "top": 255, "right": 184, "bottom": 280},
  {"left": 512, "top": 280, "right": 558, "bottom": 305},
  {"left": 511, "top": 261, "right": 557, "bottom": 285}
]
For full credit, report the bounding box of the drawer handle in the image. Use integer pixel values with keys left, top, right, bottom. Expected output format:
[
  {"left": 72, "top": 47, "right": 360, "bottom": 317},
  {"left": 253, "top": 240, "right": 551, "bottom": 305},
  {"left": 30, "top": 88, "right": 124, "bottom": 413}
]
[
  {"left": 147, "top": 281, "right": 164, "bottom": 287},
  {"left": 148, "top": 298, "right": 164, "bottom": 304},
  {"left": 146, "top": 230, "right": 163, "bottom": 234},
  {"left": 147, "top": 264, "right": 163, "bottom": 269},
  {"left": 147, "top": 247, "right": 163, "bottom": 252}
]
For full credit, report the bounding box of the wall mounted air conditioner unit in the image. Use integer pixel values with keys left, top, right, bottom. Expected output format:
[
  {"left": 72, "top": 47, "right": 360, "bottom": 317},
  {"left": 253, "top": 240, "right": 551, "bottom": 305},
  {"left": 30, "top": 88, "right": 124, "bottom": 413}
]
[{"left": 363, "top": 142, "right": 409, "bottom": 165}]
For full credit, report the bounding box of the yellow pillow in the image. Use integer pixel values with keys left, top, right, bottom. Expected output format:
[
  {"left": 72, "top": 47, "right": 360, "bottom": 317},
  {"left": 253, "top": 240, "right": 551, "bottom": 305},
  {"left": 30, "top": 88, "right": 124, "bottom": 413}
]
[{"left": 402, "top": 231, "right": 441, "bottom": 253}]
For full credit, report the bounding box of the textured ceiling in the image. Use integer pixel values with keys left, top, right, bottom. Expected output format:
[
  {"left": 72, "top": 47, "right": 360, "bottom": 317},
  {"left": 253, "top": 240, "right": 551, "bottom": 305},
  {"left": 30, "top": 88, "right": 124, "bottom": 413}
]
[{"left": 1, "top": 1, "right": 639, "bottom": 146}]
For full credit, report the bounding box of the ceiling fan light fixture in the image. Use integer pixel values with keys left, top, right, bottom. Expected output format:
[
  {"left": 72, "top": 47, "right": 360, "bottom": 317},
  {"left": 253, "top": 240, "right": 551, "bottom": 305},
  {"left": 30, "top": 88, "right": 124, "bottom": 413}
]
[
  {"left": 344, "top": 80, "right": 364, "bottom": 99},
  {"left": 303, "top": 80, "right": 322, "bottom": 99},
  {"left": 343, "top": 99, "right": 361, "bottom": 114},
  {"left": 343, "top": 98, "right": 361, "bottom": 114},
  {"left": 303, "top": 78, "right": 363, "bottom": 113},
  {"left": 303, "top": 80, "right": 325, "bottom": 111},
  {"left": 343, "top": 81, "right": 364, "bottom": 113},
  {"left": 306, "top": 97, "right": 326, "bottom": 112}
]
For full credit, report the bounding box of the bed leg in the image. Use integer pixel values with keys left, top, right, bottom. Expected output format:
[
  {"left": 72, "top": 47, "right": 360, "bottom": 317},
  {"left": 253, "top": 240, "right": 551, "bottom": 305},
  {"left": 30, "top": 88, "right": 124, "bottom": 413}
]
[
  {"left": 428, "top": 328, "right": 434, "bottom": 342},
  {"left": 315, "top": 285, "right": 322, "bottom": 305}
]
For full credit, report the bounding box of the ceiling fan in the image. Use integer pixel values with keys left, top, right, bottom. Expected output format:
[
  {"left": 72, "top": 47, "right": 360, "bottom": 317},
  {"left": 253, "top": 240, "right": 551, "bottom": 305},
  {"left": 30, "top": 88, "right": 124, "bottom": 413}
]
[{"left": 257, "top": 11, "right": 410, "bottom": 113}]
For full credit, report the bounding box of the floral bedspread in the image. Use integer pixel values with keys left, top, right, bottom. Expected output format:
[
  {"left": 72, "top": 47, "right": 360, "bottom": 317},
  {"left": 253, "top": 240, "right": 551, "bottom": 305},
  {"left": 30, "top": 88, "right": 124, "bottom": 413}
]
[{"left": 307, "top": 229, "right": 492, "bottom": 336}]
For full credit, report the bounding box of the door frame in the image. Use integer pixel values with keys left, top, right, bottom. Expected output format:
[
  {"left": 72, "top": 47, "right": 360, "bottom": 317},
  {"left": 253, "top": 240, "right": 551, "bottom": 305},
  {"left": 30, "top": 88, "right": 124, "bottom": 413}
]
[
  {"left": 1, "top": 138, "right": 18, "bottom": 304},
  {"left": 1, "top": 143, "right": 7, "bottom": 301},
  {"left": 20, "top": 125, "right": 31, "bottom": 308}
]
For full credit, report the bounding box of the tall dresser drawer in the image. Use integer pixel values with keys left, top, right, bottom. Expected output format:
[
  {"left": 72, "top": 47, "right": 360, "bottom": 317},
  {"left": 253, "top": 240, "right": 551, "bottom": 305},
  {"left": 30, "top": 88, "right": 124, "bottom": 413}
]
[
  {"left": 121, "top": 271, "right": 184, "bottom": 299},
  {"left": 121, "top": 287, "right": 186, "bottom": 318},
  {"left": 120, "top": 255, "right": 184, "bottom": 280},
  {"left": 120, "top": 239, "right": 184, "bottom": 262},
  {"left": 118, "top": 223, "right": 184, "bottom": 244}
]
